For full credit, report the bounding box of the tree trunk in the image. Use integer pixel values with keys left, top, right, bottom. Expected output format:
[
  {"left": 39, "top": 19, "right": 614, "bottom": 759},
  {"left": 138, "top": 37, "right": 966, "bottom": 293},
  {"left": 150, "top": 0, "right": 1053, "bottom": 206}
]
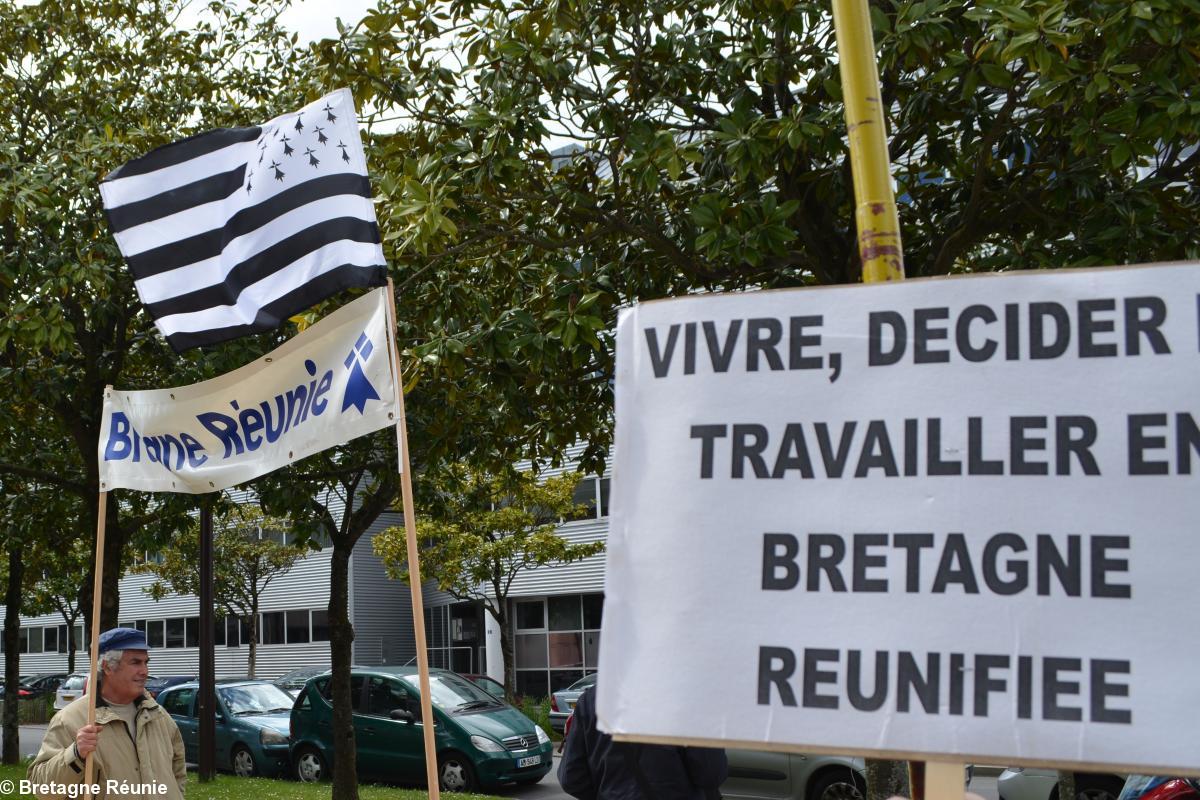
[
  {"left": 329, "top": 541, "right": 358, "bottom": 800},
  {"left": 865, "top": 758, "right": 910, "bottom": 800},
  {"left": 81, "top": 502, "right": 123, "bottom": 632},
  {"left": 1058, "top": 771, "right": 1077, "bottom": 800},
  {"left": 3, "top": 546, "right": 24, "bottom": 765},
  {"left": 497, "top": 605, "right": 516, "bottom": 698},
  {"left": 248, "top": 606, "right": 258, "bottom": 680}
]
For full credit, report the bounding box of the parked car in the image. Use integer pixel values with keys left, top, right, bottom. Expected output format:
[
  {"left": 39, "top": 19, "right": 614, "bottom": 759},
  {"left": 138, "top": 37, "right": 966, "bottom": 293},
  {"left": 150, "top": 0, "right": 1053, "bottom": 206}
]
[
  {"left": 274, "top": 666, "right": 333, "bottom": 698},
  {"left": 17, "top": 673, "right": 68, "bottom": 699},
  {"left": 999, "top": 768, "right": 1125, "bottom": 800},
  {"left": 549, "top": 673, "right": 596, "bottom": 732},
  {"left": 722, "top": 753, "right": 972, "bottom": 800},
  {"left": 54, "top": 674, "right": 88, "bottom": 710},
  {"left": 0, "top": 676, "right": 32, "bottom": 698},
  {"left": 145, "top": 675, "right": 196, "bottom": 699},
  {"left": 157, "top": 679, "right": 294, "bottom": 778},
  {"left": 290, "top": 666, "right": 553, "bottom": 792},
  {"left": 460, "top": 674, "right": 506, "bottom": 701}
]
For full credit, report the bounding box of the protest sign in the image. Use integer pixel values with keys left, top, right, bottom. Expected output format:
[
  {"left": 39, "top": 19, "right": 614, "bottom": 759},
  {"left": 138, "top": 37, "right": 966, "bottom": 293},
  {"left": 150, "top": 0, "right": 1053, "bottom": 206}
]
[
  {"left": 599, "top": 262, "right": 1200, "bottom": 773},
  {"left": 98, "top": 287, "right": 397, "bottom": 494}
]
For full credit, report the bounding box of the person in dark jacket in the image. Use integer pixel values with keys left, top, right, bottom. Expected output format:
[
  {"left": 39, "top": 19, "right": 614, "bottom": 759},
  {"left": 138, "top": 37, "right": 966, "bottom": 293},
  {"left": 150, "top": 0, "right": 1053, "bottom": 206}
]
[{"left": 559, "top": 686, "right": 728, "bottom": 800}]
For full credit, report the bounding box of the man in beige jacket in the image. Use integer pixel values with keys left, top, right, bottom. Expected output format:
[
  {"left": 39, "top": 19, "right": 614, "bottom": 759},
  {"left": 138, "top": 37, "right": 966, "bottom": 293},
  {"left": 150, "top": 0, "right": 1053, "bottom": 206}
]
[{"left": 28, "top": 628, "right": 186, "bottom": 800}]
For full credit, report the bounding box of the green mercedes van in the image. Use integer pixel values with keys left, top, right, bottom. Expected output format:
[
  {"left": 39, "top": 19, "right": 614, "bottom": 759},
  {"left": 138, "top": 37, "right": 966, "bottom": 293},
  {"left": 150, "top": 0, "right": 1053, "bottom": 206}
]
[{"left": 289, "top": 666, "right": 553, "bottom": 792}]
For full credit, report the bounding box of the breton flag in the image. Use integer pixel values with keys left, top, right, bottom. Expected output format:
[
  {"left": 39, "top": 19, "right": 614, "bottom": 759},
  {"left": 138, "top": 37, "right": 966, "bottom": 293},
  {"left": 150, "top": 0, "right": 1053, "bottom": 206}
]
[{"left": 99, "top": 88, "right": 387, "bottom": 352}]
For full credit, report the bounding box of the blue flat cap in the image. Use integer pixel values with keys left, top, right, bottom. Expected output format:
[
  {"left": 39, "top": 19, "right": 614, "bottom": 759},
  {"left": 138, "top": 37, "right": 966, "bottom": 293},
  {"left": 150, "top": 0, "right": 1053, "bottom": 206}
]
[{"left": 98, "top": 627, "right": 148, "bottom": 653}]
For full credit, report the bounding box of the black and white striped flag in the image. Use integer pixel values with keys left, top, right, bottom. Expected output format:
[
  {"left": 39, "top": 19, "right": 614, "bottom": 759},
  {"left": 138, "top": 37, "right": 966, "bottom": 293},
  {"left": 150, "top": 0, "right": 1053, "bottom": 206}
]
[{"left": 100, "top": 89, "right": 387, "bottom": 352}]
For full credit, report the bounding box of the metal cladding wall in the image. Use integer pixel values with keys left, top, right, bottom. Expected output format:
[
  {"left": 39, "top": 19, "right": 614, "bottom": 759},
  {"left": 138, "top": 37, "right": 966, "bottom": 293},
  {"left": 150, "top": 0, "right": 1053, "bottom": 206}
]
[{"left": 351, "top": 510, "right": 416, "bottom": 667}]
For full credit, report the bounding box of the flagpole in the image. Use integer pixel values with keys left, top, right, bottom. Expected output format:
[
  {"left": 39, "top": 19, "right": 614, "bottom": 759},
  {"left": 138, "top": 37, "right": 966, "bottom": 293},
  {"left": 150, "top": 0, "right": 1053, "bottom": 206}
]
[
  {"left": 831, "top": 2, "right": 961, "bottom": 799},
  {"left": 83, "top": 489, "right": 107, "bottom": 800},
  {"left": 384, "top": 278, "right": 441, "bottom": 799}
]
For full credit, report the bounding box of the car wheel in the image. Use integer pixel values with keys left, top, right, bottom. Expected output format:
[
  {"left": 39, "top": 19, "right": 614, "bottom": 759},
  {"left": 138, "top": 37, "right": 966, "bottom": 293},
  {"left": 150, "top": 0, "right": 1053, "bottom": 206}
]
[
  {"left": 1074, "top": 775, "right": 1125, "bottom": 800},
  {"left": 293, "top": 745, "right": 328, "bottom": 783},
  {"left": 438, "top": 752, "right": 479, "bottom": 793},
  {"left": 231, "top": 745, "right": 257, "bottom": 778},
  {"left": 810, "top": 768, "right": 866, "bottom": 800}
]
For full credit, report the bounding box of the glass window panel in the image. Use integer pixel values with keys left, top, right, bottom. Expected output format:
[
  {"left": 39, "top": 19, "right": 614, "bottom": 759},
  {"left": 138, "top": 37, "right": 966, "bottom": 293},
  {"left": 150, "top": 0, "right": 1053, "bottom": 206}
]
[
  {"left": 28, "top": 628, "right": 43, "bottom": 654},
  {"left": 584, "top": 631, "right": 601, "bottom": 668},
  {"left": 184, "top": 618, "right": 200, "bottom": 648},
  {"left": 598, "top": 478, "right": 611, "bottom": 517},
  {"left": 18, "top": 628, "right": 27, "bottom": 654},
  {"left": 550, "top": 670, "right": 584, "bottom": 693},
  {"left": 515, "top": 633, "right": 547, "bottom": 668},
  {"left": 515, "top": 671, "right": 548, "bottom": 699},
  {"left": 515, "top": 600, "right": 545, "bottom": 630},
  {"left": 548, "top": 596, "right": 581, "bottom": 632},
  {"left": 570, "top": 477, "right": 597, "bottom": 519},
  {"left": 365, "top": 676, "right": 411, "bottom": 718},
  {"left": 57, "top": 626, "right": 67, "bottom": 654},
  {"left": 261, "top": 612, "right": 285, "bottom": 645},
  {"left": 165, "top": 618, "right": 185, "bottom": 648},
  {"left": 286, "top": 610, "right": 310, "bottom": 644},
  {"left": 548, "top": 632, "right": 583, "bottom": 668},
  {"left": 582, "top": 594, "right": 604, "bottom": 629},
  {"left": 213, "top": 618, "right": 225, "bottom": 647},
  {"left": 146, "top": 621, "right": 165, "bottom": 649},
  {"left": 74, "top": 625, "right": 85, "bottom": 649},
  {"left": 226, "top": 617, "right": 240, "bottom": 647},
  {"left": 44, "top": 627, "right": 58, "bottom": 653},
  {"left": 311, "top": 610, "right": 330, "bottom": 642},
  {"left": 131, "top": 620, "right": 144, "bottom": 632}
]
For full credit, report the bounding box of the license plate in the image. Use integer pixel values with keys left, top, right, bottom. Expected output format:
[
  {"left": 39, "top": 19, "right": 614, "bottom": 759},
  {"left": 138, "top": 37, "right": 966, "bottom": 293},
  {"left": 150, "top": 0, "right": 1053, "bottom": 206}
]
[
  {"left": 62, "top": 695, "right": 75, "bottom": 702},
  {"left": 517, "top": 755, "right": 541, "bottom": 768}
]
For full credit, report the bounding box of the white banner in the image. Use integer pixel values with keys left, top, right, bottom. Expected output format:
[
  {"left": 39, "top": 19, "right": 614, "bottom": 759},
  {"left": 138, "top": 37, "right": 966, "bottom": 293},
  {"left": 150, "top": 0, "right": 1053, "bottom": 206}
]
[
  {"left": 601, "top": 262, "right": 1200, "bottom": 773},
  {"left": 99, "top": 288, "right": 398, "bottom": 494}
]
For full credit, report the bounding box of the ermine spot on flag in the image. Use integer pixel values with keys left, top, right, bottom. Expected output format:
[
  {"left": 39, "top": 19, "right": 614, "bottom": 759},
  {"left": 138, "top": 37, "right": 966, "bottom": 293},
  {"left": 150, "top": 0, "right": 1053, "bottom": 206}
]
[{"left": 100, "top": 88, "right": 387, "bottom": 353}]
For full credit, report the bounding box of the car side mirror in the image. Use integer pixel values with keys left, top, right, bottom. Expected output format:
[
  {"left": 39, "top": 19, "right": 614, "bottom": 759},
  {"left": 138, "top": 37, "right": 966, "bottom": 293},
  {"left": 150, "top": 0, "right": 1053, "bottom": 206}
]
[{"left": 390, "top": 709, "right": 414, "bottom": 724}]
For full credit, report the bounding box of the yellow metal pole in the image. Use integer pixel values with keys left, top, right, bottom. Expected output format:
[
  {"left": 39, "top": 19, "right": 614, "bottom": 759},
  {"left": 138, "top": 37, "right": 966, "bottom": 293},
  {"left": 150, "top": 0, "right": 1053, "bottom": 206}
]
[
  {"left": 831, "top": 4, "right": 964, "bottom": 800},
  {"left": 832, "top": 0, "right": 905, "bottom": 282}
]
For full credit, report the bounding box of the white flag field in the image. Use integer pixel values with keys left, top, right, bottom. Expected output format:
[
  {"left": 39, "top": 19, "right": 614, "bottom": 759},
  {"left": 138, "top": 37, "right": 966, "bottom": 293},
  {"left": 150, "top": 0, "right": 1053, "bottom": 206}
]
[
  {"left": 601, "top": 262, "right": 1200, "bottom": 774},
  {"left": 98, "top": 288, "right": 397, "bottom": 494},
  {"left": 99, "top": 88, "right": 387, "bottom": 352}
]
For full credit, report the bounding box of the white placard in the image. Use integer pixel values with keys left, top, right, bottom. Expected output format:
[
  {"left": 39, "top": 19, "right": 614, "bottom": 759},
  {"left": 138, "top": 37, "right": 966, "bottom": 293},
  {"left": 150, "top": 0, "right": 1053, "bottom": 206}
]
[
  {"left": 98, "top": 288, "right": 397, "bottom": 494},
  {"left": 600, "top": 262, "right": 1200, "bottom": 773}
]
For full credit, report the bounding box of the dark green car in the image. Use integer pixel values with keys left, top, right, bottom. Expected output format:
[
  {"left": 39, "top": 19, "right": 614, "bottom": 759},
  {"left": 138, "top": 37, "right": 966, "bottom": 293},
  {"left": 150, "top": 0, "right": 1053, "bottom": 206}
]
[{"left": 289, "top": 666, "right": 553, "bottom": 792}]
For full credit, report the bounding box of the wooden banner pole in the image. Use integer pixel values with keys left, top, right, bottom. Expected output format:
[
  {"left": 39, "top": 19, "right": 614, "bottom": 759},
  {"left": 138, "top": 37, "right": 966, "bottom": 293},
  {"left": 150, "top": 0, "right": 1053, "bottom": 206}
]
[
  {"left": 83, "top": 490, "right": 107, "bottom": 800},
  {"left": 830, "top": 2, "right": 966, "bottom": 799},
  {"left": 384, "top": 279, "right": 441, "bottom": 799}
]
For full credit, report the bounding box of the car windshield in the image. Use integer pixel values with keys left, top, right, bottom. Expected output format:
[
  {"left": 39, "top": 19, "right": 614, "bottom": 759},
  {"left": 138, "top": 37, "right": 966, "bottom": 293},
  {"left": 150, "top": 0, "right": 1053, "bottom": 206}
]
[
  {"left": 62, "top": 676, "right": 87, "bottom": 690},
  {"left": 402, "top": 674, "right": 501, "bottom": 711},
  {"left": 218, "top": 683, "right": 295, "bottom": 715}
]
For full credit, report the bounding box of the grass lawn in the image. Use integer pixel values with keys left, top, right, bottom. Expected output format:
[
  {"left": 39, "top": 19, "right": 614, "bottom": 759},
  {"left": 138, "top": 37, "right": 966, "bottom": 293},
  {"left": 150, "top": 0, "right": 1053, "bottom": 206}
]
[{"left": 1, "top": 762, "right": 506, "bottom": 800}]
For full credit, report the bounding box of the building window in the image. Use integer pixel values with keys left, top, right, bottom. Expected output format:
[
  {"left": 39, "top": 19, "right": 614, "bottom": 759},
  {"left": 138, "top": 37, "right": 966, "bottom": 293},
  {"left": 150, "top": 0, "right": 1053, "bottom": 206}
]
[
  {"left": 570, "top": 477, "right": 597, "bottom": 519},
  {"left": 213, "top": 618, "right": 226, "bottom": 647},
  {"left": 226, "top": 617, "right": 240, "bottom": 647},
  {"left": 286, "top": 610, "right": 310, "bottom": 644},
  {"left": 261, "top": 612, "right": 285, "bottom": 645},
  {"left": 513, "top": 593, "right": 603, "bottom": 698},
  {"left": 165, "top": 618, "right": 185, "bottom": 648},
  {"left": 28, "top": 627, "right": 44, "bottom": 654},
  {"left": 43, "top": 626, "right": 58, "bottom": 654},
  {"left": 185, "top": 617, "right": 200, "bottom": 648},
  {"left": 598, "top": 478, "right": 611, "bottom": 517},
  {"left": 311, "top": 610, "right": 330, "bottom": 642},
  {"left": 146, "top": 620, "right": 165, "bottom": 649}
]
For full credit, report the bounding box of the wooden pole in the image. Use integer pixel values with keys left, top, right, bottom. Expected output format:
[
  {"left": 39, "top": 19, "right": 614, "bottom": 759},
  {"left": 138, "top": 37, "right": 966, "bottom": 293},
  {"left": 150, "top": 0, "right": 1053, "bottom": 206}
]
[
  {"left": 197, "top": 502, "right": 216, "bottom": 782},
  {"left": 83, "top": 490, "right": 107, "bottom": 800},
  {"left": 383, "top": 279, "right": 441, "bottom": 799},
  {"left": 831, "top": 2, "right": 965, "bottom": 800}
]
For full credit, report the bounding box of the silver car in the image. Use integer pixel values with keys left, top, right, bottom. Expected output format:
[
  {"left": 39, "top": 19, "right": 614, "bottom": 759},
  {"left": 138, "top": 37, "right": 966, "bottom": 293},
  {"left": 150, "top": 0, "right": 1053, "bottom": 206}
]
[
  {"left": 723, "top": 751, "right": 864, "bottom": 800},
  {"left": 724, "top": 754, "right": 972, "bottom": 800},
  {"left": 550, "top": 673, "right": 597, "bottom": 732},
  {"left": 998, "top": 768, "right": 1125, "bottom": 800},
  {"left": 54, "top": 674, "right": 88, "bottom": 711}
]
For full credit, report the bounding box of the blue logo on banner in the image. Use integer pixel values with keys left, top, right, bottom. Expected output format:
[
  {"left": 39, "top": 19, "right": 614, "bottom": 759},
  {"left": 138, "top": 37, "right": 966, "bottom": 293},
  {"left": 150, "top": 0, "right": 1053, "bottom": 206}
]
[{"left": 342, "top": 332, "right": 381, "bottom": 414}]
